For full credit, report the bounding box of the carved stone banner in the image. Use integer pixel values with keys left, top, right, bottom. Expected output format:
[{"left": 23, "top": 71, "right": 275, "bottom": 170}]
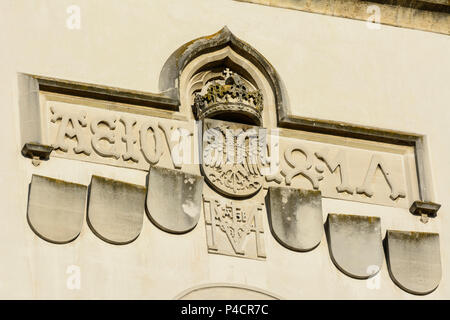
[
  {"left": 41, "top": 97, "right": 419, "bottom": 208},
  {"left": 45, "top": 99, "right": 195, "bottom": 172},
  {"left": 203, "top": 196, "right": 266, "bottom": 260}
]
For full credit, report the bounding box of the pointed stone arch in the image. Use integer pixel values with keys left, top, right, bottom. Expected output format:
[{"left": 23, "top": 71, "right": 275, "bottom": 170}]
[
  {"left": 174, "top": 283, "right": 281, "bottom": 300},
  {"left": 159, "top": 26, "right": 290, "bottom": 122}
]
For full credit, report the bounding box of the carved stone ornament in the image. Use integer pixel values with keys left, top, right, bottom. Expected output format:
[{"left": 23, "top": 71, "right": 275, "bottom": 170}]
[
  {"left": 192, "top": 68, "right": 263, "bottom": 125},
  {"left": 203, "top": 196, "right": 266, "bottom": 260},
  {"left": 201, "top": 118, "right": 267, "bottom": 198}
]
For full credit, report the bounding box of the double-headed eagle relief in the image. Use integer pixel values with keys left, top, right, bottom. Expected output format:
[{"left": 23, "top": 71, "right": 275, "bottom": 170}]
[{"left": 201, "top": 119, "right": 268, "bottom": 198}]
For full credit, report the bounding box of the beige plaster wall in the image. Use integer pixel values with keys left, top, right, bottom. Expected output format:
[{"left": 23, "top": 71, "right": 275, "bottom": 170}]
[{"left": 0, "top": 0, "right": 448, "bottom": 299}]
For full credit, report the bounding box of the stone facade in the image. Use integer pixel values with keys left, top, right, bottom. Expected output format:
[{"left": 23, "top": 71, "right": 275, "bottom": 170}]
[{"left": 0, "top": 0, "right": 448, "bottom": 299}]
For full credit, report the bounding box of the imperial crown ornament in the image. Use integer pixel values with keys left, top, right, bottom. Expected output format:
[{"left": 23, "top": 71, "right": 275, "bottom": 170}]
[{"left": 192, "top": 69, "right": 264, "bottom": 125}]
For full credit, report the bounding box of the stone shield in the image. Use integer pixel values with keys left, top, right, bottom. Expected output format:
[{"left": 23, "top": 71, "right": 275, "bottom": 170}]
[
  {"left": 146, "top": 166, "right": 204, "bottom": 234},
  {"left": 326, "top": 213, "right": 383, "bottom": 279},
  {"left": 27, "top": 174, "right": 87, "bottom": 244},
  {"left": 87, "top": 175, "right": 146, "bottom": 245},
  {"left": 385, "top": 230, "right": 441, "bottom": 295},
  {"left": 267, "top": 187, "right": 323, "bottom": 252},
  {"left": 201, "top": 118, "right": 263, "bottom": 198}
]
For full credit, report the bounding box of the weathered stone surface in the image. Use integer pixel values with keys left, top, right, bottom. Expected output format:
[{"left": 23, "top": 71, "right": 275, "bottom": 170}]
[
  {"left": 326, "top": 213, "right": 383, "bottom": 279},
  {"left": 385, "top": 230, "right": 441, "bottom": 295},
  {"left": 266, "top": 187, "right": 323, "bottom": 252},
  {"left": 146, "top": 166, "right": 203, "bottom": 234},
  {"left": 87, "top": 175, "right": 146, "bottom": 245},
  {"left": 27, "top": 174, "right": 87, "bottom": 244}
]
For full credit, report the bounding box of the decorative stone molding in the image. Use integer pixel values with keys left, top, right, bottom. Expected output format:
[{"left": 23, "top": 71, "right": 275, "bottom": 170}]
[
  {"left": 146, "top": 166, "right": 204, "bottom": 234},
  {"left": 235, "top": 0, "right": 450, "bottom": 35},
  {"left": 385, "top": 230, "right": 441, "bottom": 295},
  {"left": 36, "top": 75, "right": 179, "bottom": 110},
  {"left": 325, "top": 213, "right": 383, "bottom": 279},
  {"left": 27, "top": 175, "right": 87, "bottom": 244},
  {"left": 266, "top": 187, "right": 323, "bottom": 252},
  {"left": 87, "top": 175, "right": 146, "bottom": 245}
]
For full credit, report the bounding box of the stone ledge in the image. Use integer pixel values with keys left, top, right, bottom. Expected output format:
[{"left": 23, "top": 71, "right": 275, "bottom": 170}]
[{"left": 235, "top": 0, "right": 449, "bottom": 35}]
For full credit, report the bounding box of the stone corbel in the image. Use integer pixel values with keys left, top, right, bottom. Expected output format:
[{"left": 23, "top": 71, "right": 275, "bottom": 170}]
[
  {"left": 409, "top": 201, "right": 441, "bottom": 224},
  {"left": 21, "top": 143, "right": 53, "bottom": 166}
]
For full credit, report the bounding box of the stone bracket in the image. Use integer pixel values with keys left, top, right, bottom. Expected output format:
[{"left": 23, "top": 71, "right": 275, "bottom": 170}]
[
  {"left": 21, "top": 143, "right": 54, "bottom": 166},
  {"left": 409, "top": 200, "right": 441, "bottom": 223}
]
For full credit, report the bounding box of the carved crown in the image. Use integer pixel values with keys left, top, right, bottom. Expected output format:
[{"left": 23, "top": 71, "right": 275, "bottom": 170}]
[{"left": 192, "top": 69, "right": 263, "bottom": 125}]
